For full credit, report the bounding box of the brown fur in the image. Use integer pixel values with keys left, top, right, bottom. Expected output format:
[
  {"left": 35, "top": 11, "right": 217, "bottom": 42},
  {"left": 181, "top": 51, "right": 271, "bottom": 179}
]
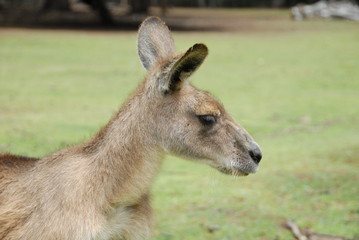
[
  {"left": 0, "top": 17, "right": 262, "bottom": 240},
  {"left": 0, "top": 153, "right": 38, "bottom": 171}
]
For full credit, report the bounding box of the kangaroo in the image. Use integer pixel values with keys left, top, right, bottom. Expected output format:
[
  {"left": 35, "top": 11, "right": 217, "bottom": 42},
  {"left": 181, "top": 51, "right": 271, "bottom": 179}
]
[{"left": 0, "top": 17, "right": 262, "bottom": 240}]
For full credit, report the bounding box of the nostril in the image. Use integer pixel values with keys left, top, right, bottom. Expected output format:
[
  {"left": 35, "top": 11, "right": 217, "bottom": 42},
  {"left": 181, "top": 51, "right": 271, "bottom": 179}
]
[{"left": 249, "top": 148, "right": 262, "bottom": 164}]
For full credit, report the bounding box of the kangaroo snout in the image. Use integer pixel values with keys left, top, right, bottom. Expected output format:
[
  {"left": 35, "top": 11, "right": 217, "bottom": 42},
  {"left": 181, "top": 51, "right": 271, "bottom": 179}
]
[{"left": 248, "top": 142, "right": 262, "bottom": 164}]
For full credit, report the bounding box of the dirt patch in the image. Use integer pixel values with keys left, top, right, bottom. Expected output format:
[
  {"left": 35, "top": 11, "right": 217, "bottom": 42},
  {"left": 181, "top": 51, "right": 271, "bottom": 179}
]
[{"left": 329, "top": 147, "right": 359, "bottom": 166}]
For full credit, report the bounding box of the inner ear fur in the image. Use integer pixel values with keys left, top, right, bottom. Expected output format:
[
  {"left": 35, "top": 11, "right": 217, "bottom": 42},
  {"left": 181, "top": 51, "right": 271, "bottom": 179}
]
[
  {"left": 165, "top": 43, "right": 208, "bottom": 93},
  {"left": 138, "top": 17, "right": 176, "bottom": 71}
]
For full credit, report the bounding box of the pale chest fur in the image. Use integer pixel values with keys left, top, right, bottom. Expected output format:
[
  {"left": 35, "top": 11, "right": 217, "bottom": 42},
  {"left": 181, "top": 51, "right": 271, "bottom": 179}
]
[
  {"left": 95, "top": 203, "right": 152, "bottom": 240},
  {"left": 1, "top": 195, "right": 151, "bottom": 240},
  {"left": 94, "top": 206, "right": 133, "bottom": 240}
]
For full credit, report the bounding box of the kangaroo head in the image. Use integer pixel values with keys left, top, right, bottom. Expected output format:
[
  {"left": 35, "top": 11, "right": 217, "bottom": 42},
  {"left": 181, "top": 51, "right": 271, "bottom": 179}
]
[{"left": 137, "top": 17, "right": 262, "bottom": 176}]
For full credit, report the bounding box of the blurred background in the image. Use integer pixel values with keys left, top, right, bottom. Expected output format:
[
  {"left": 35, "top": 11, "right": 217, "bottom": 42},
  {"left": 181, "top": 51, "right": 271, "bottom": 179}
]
[
  {"left": 0, "top": 1, "right": 358, "bottom": 240},
  {"left": 1, "top": 0, "right": 359, "bottom": 27}
]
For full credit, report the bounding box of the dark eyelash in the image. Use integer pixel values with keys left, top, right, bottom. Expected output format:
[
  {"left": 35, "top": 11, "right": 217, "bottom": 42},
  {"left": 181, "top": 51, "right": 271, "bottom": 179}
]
[{"left": 197, "top": 115, "right": 217, "bottom": 126}]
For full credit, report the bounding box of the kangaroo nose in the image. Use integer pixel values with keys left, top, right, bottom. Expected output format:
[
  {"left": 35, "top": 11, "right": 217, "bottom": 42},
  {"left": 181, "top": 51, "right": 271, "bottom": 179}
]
[{"left": 249, "top": 143, "right": 262, "bottom": 164}]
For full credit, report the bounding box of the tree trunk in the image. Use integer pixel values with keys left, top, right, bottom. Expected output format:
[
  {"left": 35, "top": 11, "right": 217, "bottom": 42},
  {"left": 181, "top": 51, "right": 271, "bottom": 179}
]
[
  {"left": 129, "top": 0, "right": 150, "bottom": 14},
  {"left": 42, "top": 0, "right": 70, "bottom": 11},
  {"left": 90, "top": 0, "right": 114, "bottom": 25},
  {"left": 82, "top": 0, "right": 114, "bottom": 26},
  {"left": 158, "top": 0, "right": 167, "bottom": 15}
]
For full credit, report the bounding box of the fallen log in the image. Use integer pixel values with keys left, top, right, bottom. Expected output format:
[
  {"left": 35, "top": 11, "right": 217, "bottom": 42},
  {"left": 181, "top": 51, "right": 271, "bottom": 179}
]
[{"left": 283, "top": 220, "right": 353, "bottom": 240}]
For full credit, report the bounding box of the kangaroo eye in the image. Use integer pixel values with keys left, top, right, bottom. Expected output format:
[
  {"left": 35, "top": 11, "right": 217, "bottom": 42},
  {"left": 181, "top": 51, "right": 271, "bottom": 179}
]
[{"left": 198, "top": 115, "right": 217, "bottom": 126}]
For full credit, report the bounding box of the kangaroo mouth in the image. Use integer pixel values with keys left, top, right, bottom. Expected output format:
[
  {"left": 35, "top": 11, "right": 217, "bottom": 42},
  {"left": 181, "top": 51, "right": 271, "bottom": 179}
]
[{"left": 217, "top": 167, "right": 250, "bottom": 176}]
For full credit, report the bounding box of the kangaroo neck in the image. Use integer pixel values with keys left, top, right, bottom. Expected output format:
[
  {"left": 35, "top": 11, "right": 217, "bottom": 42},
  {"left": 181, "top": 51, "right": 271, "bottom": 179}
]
[{"left": 82, "top": 86, "right": 164, "bottom": 205}]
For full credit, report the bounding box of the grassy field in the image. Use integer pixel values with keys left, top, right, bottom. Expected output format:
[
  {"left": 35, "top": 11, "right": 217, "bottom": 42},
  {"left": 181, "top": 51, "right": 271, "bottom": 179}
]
[{"left": 1, "top": 13, "right": 359, "bottom": 239}]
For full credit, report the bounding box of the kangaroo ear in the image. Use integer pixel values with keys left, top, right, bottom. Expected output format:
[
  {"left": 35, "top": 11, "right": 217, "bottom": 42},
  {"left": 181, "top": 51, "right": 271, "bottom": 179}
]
[
  {"left": 138, "top": 17, "right": 176, "bottom": 71},
  {"left": 162, "top": 43, "right": 208, "bottom": 94}
]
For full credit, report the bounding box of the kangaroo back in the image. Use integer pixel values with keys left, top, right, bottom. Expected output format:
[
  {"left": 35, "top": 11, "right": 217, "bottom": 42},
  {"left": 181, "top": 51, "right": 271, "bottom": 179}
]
[
  {"left": 0, "top": 154, "right": 38, "bottom": 174},
  {"left": 0, "top": 154, "right": 38, "bottom": 194},
  {"left": 0, "top": 153, "right": 38, "bottom": 176}
]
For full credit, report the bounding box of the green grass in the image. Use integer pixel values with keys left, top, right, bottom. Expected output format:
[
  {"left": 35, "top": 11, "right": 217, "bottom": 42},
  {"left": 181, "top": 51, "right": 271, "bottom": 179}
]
[{"left": 1, "top": 17, "right": 359, "bottom": 239}]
